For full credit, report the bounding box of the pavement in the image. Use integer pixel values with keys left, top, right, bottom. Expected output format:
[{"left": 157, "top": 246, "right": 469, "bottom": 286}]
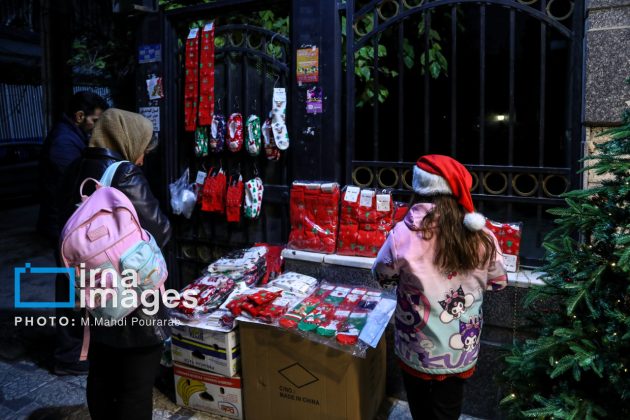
[{"left": 0, "top": 205, "right": 483, "bottom": 420}]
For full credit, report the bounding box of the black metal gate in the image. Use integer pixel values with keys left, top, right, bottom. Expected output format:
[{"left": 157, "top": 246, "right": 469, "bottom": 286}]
[
  {"left": 161, "top": 1, "right": 291, "bottom": 288},
  {"left": 343, "top": 0, "right": 585, "bottom": 265}
]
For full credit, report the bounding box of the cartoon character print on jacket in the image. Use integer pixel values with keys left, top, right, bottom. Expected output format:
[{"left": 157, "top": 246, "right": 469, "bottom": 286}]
[
  {"left": 395, "top": 289, "right": 433, "bottom": 363},
  {"left": 449, "top": 316, "right": 482, "bottom": 353},
  {"left": 438, "top": 285, "right": 474, "bottom": 323}
]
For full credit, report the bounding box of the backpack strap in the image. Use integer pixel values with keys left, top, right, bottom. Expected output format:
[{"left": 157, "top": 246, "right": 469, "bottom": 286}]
[{"left": 99, "top": 160, "right": 130, "bottom": 187}]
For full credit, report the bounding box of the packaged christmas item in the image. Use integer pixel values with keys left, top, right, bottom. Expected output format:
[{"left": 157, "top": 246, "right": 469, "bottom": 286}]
[
  {"left": 184, "top": 27, "right": 200, "bottom": 132},
  {"left": 279, "top": 295, "right": 321, "bottom": 329},
  {"left": 198, "top": 22, "right": 215, "bottom": 126},
  {"left": 253, "top": 243, "right": 284, "bottom": 285},
  {"left": 201, "top": 167, "right": 226, "bottom": 213},
  {"left": 169, "top": 168, "right": 197, "bottom": 219},
  {"left": 225, "top": 175, "right": 244, "bottom": 223},
  {"left": 244, "top": 177, "right": 264, "bottom": 219},
  {"left": 267, "top": 272, "right": 318, "bottom": 296},
  {"left": 172, "top": 275, "right": 236, "bottom": 319},
  {"left": 288, "top": 181, "right": 340, "bottom": 254},
  {"left": 206, "top": 246, "right": 267, "bottom": 286},
  {"left": 209, "top": 113, "right": 226, "bottom": 153},
  {"left": 337, "top": 186, "right": 395, "bottom": 257},
  {"left": 485, "top": 219, "right": 523, "bottom": 272},
  {"left": 246, "top": 114, "right": 261, "bottom": 156}
]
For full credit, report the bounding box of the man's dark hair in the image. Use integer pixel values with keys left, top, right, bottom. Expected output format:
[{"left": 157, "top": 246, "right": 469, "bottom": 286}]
[{"left": 66, "top": 91, "right": 109, "bottom": 117}]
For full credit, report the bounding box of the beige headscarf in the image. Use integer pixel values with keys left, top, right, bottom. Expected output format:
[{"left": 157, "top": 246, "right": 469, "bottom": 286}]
[{"left": 89, "top": 108, "right": 153, "bottom": 163}]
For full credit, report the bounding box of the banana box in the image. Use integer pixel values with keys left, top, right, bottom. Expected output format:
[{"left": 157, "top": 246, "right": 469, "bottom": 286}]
[
  {"left": 171, "top": 323, "right": 240, "bottom": 377},
  {"left": 174, "top": 362, "right": 243, "bottom": 419}
]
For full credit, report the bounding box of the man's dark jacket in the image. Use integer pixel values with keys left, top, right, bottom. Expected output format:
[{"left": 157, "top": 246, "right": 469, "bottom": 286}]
[
  {"left": 59, "top": 147, "right": 172, "bottom": 348},
  {"left": 38, "top": 116, "right": 89, "bottom": 241}
]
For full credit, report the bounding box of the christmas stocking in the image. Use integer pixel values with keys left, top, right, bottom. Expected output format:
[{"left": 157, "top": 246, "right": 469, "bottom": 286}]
[
  {"left": 279, "top": 296, "right": 320, "bottom": 329},
  {"left": 198, "top": 22, "right": 215, "bottom": 126},
  {"left": 227, "top": 112, "right": 243, "bottom": 152},
  {"left": 194, "top": 126, "right": 208, "bottom": 157},
  {"left": 225, "top": 175, "right": 244, "bottom": 223},
  {"left": 246, "top": 114, "right": 261, "bottom": 156},
  {"left": 316, "top": 309, "right": 351, "bottom": 337},
  {"left": 244, "top": 177, "right": 264, "bottom": 219},
  {"left": 271, "top": 88, "right": 289, "bottom": 150},
  {"left": 262, "top": 118, "right": 280, "bottom": 161},
  {"left": 298, "top": 302, "right": 335, "bottom": 332},
  {"left": 209, "top": 113, "right": 226, "bottom": 153},
  {"left": 184, "top": 27, "right": 201, "bottom": 132},
  {"left": 336, "top": 311, "right": 368, "bottom": 346}
]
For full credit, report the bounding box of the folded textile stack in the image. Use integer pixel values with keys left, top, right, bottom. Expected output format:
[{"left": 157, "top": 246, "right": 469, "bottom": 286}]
[
  {"left": 205, "top": 246, "right": 267, "bottom": 286},
  {"left": 267, "top": 272, "right": 318, "bottom": 296},
  {"left": 225, "top": 287, "right": 293, "bottom": 323}
]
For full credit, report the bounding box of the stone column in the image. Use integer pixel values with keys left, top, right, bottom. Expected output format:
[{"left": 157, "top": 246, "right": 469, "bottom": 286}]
[{"left": 584, "top": 0, "right": 630, "bottom": 187}]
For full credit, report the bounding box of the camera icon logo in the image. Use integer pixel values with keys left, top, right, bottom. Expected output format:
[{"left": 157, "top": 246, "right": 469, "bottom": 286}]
[{"left": 14, "top": 263, "right": 75, "bottom": 308}]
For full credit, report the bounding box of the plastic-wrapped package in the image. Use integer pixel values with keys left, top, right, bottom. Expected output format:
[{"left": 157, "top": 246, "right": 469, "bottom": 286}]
[
  {"left": 169, "top": 168, "right": 197, "bottom": 219},
  {"left": 171, "top": 275, "right": 236, "bottom": 319},
  {"left": 485, "top": 219, "right": 523, "bottom": 272},
  {"left": 279, "top": 282, "right": 396, "bottom": 358},
  {"left": 337, "top": 186, "right": 395, "bottom": 257},
  {"left": 205, "top": 246, "right": 267, "bottom": 286},
  {"left": 267, "top": 272, "right": 318, "bottom": 296},
  {"left": 288, "top": 181, "right": 340, "bottom": 254}
]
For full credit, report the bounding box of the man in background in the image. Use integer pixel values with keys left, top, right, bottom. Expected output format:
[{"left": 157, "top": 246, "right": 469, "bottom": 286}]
[{"left": 37, "top": 91, "right": 108, "bottom": 375}]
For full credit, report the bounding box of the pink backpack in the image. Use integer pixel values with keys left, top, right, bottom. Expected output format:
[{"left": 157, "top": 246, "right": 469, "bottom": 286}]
[{"left": 60, "top": 161, "right": 168, "bottom": 359}]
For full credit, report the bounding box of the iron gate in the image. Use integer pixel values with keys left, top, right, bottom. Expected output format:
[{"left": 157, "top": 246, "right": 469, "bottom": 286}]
[
  {"left": 343, "top": 0, "right": 585, "bottom": 264},
  {"left": 161, "top": 1, "right": 291, "bottom": 287}
]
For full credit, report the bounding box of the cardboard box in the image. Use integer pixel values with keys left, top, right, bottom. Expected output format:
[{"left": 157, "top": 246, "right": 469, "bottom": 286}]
[
  {"left": 171, "top": 323, "right": 240, "bottom": 377},
  {"left": 239, "top": 322, "right": 386, "bottom": 420},
  {"left": 174, "top": 362, "right": 243, "bottom": 419}
]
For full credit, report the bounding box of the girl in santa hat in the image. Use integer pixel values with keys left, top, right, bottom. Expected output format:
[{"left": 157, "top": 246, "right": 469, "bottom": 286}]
[{"left": 373, "top": 155, "right": 508, "bottom": 420}]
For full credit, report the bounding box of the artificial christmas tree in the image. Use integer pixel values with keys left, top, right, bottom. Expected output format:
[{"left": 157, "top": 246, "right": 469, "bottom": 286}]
[{"left": 500, "top": 105, "right": 630, "bottom": 418}]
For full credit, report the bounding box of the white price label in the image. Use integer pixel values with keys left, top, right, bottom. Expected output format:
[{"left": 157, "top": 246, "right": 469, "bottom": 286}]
[
  {"left": 359, "top": 190, "right": 374, "bottom": 207},
  {"left": 503, "top": 254, "right": 518, "bottom": 272},
  {"left": 187, "top": 28, "right": 199, "bottom": 39},
  {"left": 203, "top": 22, "right": 214, "bottom": 31},
  {"left": 376, "top": 194, "right": 391, "bottom": 212},
  {"left": 273, "top": 88, "right": 287, "bottom": 102},
  {"left": 344, "top": 186, "right": 360, "bottom": 203},
  {"left": 195, "top": 171, "right": 207, "bottom": 185}
]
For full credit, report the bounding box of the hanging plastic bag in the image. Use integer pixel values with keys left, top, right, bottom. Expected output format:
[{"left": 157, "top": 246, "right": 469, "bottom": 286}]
[{"left": 169, "top": 168, "right": 197, "bottom": 219}]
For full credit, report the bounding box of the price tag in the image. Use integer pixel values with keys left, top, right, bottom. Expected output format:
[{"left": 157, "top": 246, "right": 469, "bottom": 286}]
[
  {"left": 359, "top": 190, "right": 374, "bottom": 207},
  {"left": 203, "top": 22, "right": 214, "bottom": 31},
  {"left": 195, "top": 171, "right": 207, "bottom": 185},
  {"left": 273, "top": 87, "right": 287, "bottom": 102},
  {"left": 344, "top": 186, "right": 360, "bottom": 203},
  {"left": 187, "top": 28, "right": 199, "bottom": 39},
  {"left": 376, "top": 194, "right": 391, "bottom": 212},
  {"left": 503, "top": 254, "right": 518, "bottom": 272}
]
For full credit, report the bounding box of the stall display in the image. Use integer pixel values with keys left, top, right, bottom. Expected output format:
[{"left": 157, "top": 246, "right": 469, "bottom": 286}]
[
  {"left": 288, "top": 181, "right": 340, "bottom": 254},
  {"left": 336, "top": 186, "right": 394, "bottom": 257},
  {"left": 485, "top": 219, "right": 523, "bottom": 272}
]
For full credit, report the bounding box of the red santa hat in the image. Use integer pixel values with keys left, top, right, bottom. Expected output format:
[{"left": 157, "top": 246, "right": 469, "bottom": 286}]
[{"left": 412, "top": 154, "right": 485, "bottom": 231}]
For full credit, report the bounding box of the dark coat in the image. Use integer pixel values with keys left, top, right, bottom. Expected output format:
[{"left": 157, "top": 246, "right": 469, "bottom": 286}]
[
  {"left": 59, "top": 147, "right": 172, "bottom": 348},
  {"left": 37, "top": 116, "right": 89, "bottom": 241}
]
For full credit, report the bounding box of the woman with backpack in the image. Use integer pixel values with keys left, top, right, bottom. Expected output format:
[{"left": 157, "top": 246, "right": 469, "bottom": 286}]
[
  {"left": 373, "top": 155, "right": 507, "bottom": 420},
  {"left": 59, "top": 108, "right": 171, "bottom": 420}
]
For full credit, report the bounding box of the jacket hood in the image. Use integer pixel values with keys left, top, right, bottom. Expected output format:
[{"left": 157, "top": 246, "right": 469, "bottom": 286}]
[{"left": 404, "top": 203, "right": 435, "bottom": 231}]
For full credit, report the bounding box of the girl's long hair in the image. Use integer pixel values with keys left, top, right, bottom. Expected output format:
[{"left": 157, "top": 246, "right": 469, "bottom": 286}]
[{"left": 415, "top": 195, "right": 496, "bottom": 273}]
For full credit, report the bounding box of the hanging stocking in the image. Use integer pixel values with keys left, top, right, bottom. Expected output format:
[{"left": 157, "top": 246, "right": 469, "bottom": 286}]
[
  {"left": 244, "top": 177, "right": 264, "bottom": 219},
  {"left": 184, "top": 27, "right": 200, "bottom": 132},
  {"left": 225, "top": 175, "right": 244, "bottom": 223},
  {"left": 209, "top": 113, "right": 226, "bottom": 153},
  {"left": 246, "top": 114, "right": 261, "bottom": 156},
  {"left": 194, "top": 126, "right": 208, "bottom": 157},
  {"left": 198, "top": 22, "right": 215, "bottom": 127},
  {"left": 271, "top": 87, "right": 289, "bottom": 150},
  {"left": 262, "top": 118, "right": 280, "bottom": 161},
  {"left": 201, "top": 167, "right": 226, "bottom": 213},
  {"left": 227, "top": 113, "right": 243, "bottom": 152}
]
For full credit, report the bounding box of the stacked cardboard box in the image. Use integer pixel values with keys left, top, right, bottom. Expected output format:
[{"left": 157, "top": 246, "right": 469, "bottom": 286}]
[
  {"left": 239, "top": 322, "right": 386, "bottom": 420},
  {"left": 171, "top": 322, "right": 244, "bottom": 419}
]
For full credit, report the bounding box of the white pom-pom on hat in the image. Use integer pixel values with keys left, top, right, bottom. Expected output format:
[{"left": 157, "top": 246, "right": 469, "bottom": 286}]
[{"left": 463, "top": 212, "right": 486, "bottom": 231}]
